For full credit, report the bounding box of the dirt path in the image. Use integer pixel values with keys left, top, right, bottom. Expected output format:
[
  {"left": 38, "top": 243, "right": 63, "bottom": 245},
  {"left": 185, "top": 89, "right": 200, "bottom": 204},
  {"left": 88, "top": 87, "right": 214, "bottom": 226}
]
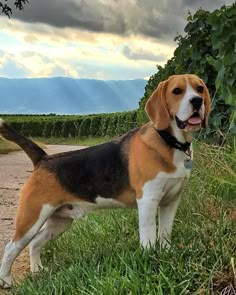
[{"left": 0, "top": 145, "right": 85, "bottom": 292}]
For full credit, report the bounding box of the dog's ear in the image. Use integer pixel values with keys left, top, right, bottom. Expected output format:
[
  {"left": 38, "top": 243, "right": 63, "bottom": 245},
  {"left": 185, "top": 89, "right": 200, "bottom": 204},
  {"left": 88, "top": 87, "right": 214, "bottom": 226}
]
[
  {"left": 145, "top": 80, "right": 170, "bottom": 130},
  {"left": 202, "top": 81, "right": 211, "bottom": 128}
]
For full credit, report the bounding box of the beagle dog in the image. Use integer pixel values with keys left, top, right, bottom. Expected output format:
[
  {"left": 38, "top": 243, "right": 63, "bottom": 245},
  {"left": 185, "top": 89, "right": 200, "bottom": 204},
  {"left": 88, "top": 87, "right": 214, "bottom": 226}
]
[{"left": 0, "top": 74, "right": 210, "bottom": 288}]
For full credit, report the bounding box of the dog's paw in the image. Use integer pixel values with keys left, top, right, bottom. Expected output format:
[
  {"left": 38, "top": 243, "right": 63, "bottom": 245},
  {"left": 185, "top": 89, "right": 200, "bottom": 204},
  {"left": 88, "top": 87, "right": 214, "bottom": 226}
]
[
  {"left": 140, "top": 240, "right": 156, "bottom": 250},
  {"left": 0, "top": 276, "right": 12, "bottom": 289},
  {"left": 30, "top": 264, "right": 43, "bottom": 274}
]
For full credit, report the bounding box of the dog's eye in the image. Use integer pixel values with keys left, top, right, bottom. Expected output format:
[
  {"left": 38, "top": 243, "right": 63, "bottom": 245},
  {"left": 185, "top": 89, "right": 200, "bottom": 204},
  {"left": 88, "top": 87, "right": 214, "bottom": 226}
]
[
  {"left": 172, "top": 88, "right": 182, "bottom": 95},
  {"left": 196, "top": 86, "right": 204, "bottom": 93}
]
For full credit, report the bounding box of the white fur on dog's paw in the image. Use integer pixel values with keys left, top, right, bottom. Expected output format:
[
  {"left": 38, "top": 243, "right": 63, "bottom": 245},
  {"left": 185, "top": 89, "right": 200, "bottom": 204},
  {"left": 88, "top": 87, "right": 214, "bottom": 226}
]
[
  {"left": 0, "top": 276, "right": 12, "bottom": 289},
  {"left": 30, "top": 264, "right": 43, "bottom": 274}
]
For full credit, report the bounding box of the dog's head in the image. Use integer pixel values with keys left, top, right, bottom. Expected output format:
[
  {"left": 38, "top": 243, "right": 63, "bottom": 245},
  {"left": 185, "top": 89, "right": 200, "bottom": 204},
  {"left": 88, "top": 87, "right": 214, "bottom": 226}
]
[{"left": 145, "top": 74, "right": 211, "bottom": 131}]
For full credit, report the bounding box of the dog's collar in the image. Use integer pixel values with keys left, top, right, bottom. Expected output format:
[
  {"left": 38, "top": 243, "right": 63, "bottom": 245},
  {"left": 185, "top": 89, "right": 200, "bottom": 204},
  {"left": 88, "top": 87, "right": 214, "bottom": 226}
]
[{"left": 154, "top": 128, "right": 191, "bottom": 155}]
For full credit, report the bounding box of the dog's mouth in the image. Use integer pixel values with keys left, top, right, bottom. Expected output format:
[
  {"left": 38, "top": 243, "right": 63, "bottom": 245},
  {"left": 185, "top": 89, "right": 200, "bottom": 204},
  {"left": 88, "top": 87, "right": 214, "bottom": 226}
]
[{"left": 175, "top": 112, "right": 203, "bottom": 130}]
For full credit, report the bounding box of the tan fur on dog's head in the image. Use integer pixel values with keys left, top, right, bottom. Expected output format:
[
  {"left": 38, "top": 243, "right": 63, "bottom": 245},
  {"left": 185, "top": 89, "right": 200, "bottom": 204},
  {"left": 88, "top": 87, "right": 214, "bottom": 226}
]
[
  {"left": 145, "top": 74, "right": 211, "bottom": 131},
  {"left": 145, "top": 80, "right": 170, "bottom": 130}
]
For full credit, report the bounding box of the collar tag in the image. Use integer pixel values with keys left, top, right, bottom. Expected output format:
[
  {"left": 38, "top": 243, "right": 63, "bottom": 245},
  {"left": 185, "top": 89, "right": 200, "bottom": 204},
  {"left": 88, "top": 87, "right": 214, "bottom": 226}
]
[{"left": 184, "top": 158, "right": 193, "bottom": 170}]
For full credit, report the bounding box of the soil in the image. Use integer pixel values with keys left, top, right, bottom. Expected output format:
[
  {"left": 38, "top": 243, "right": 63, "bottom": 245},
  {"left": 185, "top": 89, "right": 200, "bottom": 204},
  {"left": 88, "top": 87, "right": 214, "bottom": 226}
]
[{"left": 0, "top": 145, "right": 84, "bottom": 293}]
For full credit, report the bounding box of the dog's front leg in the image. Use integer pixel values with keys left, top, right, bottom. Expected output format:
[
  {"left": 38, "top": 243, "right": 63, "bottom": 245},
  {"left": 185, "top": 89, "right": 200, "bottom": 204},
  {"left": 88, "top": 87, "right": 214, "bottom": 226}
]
[
  {"left": 137, "top": 197, "right": 158, "bottom": 249},
  {"left": 158, "top": 196, "right": 181, "bottom": 248},
  {"left": 137, "top": 180, "right": 165, "bottom": 249}
]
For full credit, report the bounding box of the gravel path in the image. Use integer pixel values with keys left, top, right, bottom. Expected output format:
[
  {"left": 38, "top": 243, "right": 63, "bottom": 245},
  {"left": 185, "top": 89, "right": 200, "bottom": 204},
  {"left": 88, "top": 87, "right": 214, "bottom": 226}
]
[{"left": 0, "top": 145, "right": 85, "bottom": 291}]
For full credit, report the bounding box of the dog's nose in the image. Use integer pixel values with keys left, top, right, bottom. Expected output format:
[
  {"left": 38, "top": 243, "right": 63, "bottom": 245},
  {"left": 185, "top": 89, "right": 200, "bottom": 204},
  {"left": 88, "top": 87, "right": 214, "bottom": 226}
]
[{"left": 190, "top": 96, "right": 203, "bottom": 110}]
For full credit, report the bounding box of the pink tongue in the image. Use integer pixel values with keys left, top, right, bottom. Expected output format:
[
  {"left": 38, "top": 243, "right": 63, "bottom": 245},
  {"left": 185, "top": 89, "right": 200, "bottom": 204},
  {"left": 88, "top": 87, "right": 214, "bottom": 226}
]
[{"left": 188, "top": 117, "right": 202, "bottom": 125}]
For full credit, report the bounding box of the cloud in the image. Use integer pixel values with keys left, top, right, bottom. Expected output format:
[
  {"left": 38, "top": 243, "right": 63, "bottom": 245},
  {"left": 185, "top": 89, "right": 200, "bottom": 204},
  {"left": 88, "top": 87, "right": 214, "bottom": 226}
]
[
  {"left": 0, "top": 51, "right": 30, "bottom": 77},
  {"left": 1, "top": 0, "right": 234, "bottom": 79},
  {"left": 8, "top": 0, "right": 235, "bottom": 42},
  {"left": 0, "top": 47, "right": 159, "bottom": 79},
  {"left": 12, "top": 0, "right": 126, "bottom": 33},
  {"left": 0, "top": 60, "right": 30, "bottom": 78},
  {"left": 123, "top": 46, "right": 167, "bottom": 62},
  {"left": 0, "top": 16, "right": 175, "bottom": 74},
  {"left": 0, "top": 50, "right": 79, "bottom": 78}
]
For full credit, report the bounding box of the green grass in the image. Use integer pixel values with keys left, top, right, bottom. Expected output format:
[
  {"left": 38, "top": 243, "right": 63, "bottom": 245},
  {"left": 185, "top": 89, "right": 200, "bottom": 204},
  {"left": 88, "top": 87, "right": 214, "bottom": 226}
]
[
  {"left": 11, "top": 141, "right": 236, "bottom": 294},
  {"left": 0, "top": 138, "right": 46, "bottom": 155},
  {"left": 0, "top": 138, "right": 21, "bottom": 154}
]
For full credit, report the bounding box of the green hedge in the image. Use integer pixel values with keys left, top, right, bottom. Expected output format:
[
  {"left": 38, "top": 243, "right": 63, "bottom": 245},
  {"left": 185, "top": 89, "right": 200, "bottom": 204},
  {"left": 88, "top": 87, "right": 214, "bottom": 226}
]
[{"left": 0, "top": 112, "right": 138, "bottom": 138}]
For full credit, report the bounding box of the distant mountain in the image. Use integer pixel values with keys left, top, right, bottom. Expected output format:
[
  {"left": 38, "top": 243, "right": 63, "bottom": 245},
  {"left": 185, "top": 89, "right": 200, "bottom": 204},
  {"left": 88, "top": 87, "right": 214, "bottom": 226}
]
[{"left": 0, "top": 77, "right": 146, "bottom": 114}]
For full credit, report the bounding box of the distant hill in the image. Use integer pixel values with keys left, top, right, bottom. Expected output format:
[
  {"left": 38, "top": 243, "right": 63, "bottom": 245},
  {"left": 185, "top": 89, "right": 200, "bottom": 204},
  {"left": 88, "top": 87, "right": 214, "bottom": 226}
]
[{"left": 0, "top": 77, "right": 146, "bottom": 114}]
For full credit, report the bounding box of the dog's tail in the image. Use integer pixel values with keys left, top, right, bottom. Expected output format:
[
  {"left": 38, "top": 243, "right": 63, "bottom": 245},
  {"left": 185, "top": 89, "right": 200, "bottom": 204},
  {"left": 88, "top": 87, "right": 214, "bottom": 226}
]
[{"left": 0, "top": 118, "right": 47, "bottom": 166}]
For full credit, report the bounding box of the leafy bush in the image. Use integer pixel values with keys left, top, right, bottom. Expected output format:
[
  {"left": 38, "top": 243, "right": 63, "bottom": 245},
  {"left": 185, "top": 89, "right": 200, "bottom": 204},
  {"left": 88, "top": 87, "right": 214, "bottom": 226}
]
[
  {"left": 89, "top": 116, "right": 102, "bottom": 137},
  {"left": 79, "top": 117, "right": 92, "bottom": 138},
  {"left": 106, "top": 115, "right": 118, "bottom": 137}
]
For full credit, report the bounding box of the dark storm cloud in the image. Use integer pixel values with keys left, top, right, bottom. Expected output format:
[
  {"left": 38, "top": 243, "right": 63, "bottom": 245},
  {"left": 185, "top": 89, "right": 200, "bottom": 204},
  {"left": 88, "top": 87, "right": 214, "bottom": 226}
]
[
  {"left": 12, "top": 0, "right": 126, "bottom": 33},
  {"left": 10, "top": 0, "right": 236, "bottom": 41}
]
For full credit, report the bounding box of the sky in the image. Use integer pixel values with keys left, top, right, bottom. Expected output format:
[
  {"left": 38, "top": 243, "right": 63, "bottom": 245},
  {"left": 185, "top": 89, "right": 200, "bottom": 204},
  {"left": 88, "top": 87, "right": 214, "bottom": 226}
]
[{"left": 0, "top": 0, "right": 234, "bottom": 80}]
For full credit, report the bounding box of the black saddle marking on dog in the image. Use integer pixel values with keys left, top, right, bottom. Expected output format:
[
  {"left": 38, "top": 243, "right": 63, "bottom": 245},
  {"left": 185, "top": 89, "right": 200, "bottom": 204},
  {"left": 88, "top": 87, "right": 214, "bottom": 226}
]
[{"left": 41, "top": 129, "right": 138, "bottom": 202}]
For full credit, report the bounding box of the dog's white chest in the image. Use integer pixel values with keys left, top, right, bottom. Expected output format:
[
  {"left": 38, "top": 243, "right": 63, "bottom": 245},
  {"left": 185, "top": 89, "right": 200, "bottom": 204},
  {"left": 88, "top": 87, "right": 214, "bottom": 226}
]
[
  {"left": 162, "top": 149, "right": 192, "bottom": 203},
  {"left": 141, "top": 149, "right": 192, "bottom": 207}
]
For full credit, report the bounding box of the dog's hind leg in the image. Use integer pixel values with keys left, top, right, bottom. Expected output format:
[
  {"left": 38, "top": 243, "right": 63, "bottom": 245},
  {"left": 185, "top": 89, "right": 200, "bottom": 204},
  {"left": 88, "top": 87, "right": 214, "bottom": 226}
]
[
  {"left": 0, "top": 197, "right": 55, "bottom": 288},
  {"left": 29, "top": 216, "right": 72, "bottom": 273}
]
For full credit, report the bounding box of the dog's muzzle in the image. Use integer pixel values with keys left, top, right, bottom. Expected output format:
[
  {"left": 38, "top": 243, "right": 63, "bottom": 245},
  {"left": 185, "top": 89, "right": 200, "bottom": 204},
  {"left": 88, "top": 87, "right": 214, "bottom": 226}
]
[
  {"left": 190, "top": 96, "right": 203, "bottom": 111},
  {"left": 175, "top": 96, "right": 203, "bottom": 129},
  {"left": 175, "top": 112, "right": 203, "bottom": 129}
]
